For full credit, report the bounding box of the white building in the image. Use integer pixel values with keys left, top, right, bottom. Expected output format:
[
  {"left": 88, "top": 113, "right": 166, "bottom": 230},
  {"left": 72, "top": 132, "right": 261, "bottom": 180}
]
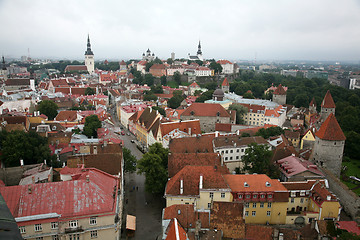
[
  {"left": 217, "top": 60, "right": 234, "bottom": 74},
  {"left": 84, "top": 35, "right": 95, "bottom": 74}
]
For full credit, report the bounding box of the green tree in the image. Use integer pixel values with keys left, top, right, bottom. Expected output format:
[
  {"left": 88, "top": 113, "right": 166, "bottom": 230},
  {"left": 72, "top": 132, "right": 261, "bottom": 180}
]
[
  {"left": 143, "top": 92, "right": 158, "bottom": 101},
  {"left": 145, "top": 62, "right": 154, "bottom": 72},
  {"left": 85, "top": 87, "right": 96, "bottom": 95},
  {"left": 174, "top": 72, "right": 181, "bottom": 85},
  {"left": 166, "top": 58, "right": 174, "bottom": 65},
  {"left": 137, "top": 143, "right": 169, "bottom": 194},
  {"left": 152, "top": 106, "right": 166, "bottom": 117},
  {"left": 241, "top": 143, "right": 279, "bottom": 178},
  {"left": 123, "top": 147, "right": 137, "bottom": 173},
  {"left": 228, "top": 104, "right": 248, "bottom": 124},
  {"left": 255, "top": 127, "right": 284, "bottom": 139},
  {"left": 160, "top": 75, "right": 167, "bottom": 86},
  {"left": 145, "top": 74, "right": 155, "bottom": 86},
  {"left": 0, "top": 131, "right": 55, "bottom": 167},
  {"left": 209, "top": 61, "right": 223, "bottom": 74},
  {"left": 168, "top": 90, "right": 184, "bottom": 109},
  {"left": 151, "top": 85, "right": 164, "bottom": 94},
  {"left": 83, "top": 115, "right": 102, "bottom": 138},
  {"left": 243, "top": 91, "right": 255, "bottom": 99},
  {"left": 37, "top": 100, "right": 59, "bottom": 120},
  {"left": 195, "top": 90, "right": 214, "bottom": 103},
  {"left": 195, "top": 60, "right": 203, "bottom": 66},
  {"left": 241, "top": 132, "right": 251, "bottom": 137}
]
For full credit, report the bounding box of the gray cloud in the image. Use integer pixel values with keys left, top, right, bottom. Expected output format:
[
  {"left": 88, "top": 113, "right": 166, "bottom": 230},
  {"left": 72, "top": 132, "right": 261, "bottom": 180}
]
[{"left": 0, "top": 0, "right": 359, "bottom": 61}]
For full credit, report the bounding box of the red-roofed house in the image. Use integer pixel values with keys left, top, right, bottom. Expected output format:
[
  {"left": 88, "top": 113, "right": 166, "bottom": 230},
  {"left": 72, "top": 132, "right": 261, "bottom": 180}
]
[
  {"left": 54, "top": 110, "right": 80, "bottom": 122},
  {"left": 312, "top": 113, "right": 345, "bottom": 176},
  {"left": 0, "top": 168, "right": 121, "bottom": 239},
  {"left": 180, "top": 103, "right": 231, "bottom": 132},
  {"left": 165, "top": 165, "right": 231, "bottom": 210},
  {"left": 217, "top": 60, "right": 234, "bottom": 74},
  {"left": 223, "top": 174, "right": 288, "bottom": 224},
  {"left": 320, "top": 90, "right": 336, "bottom": 121},
  {"left": 194, "top": 66, "right": 212, "bottom": 76},
  {"left": 164, "top": 218, "right": 188, "bottom": 240},
  {"left": 160, "top": 119, "right": 201, "bottom": 148},
  {"left": 149, "top": 64, "right": 167, "bottom": 77}
]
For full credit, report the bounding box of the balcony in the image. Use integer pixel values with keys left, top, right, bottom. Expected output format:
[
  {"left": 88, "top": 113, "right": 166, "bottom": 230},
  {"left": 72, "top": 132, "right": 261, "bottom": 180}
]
[{"left": 64, "top": 226, "right": 84, "bottom": 234}]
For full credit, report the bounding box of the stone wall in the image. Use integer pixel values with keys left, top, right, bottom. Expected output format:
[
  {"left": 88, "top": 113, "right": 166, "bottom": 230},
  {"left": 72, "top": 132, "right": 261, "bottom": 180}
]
[
  {"left": 0, "top": 164, "right": 41, "bottom": 186},
  {"left": 322, "top": 167, "right": 360, "bottom": 221}
]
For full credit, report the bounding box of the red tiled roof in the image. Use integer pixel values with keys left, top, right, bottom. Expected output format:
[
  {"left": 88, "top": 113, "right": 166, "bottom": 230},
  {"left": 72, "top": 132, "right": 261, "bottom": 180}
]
[
  {"left": 265, "top": 105, "right": 285, "bottom": 117},
  {"left": 284, "top": 130, "right": 300, "bottom": 139},
  {"left": 163, "top": 204, "right": 210, "bottom": 229},
  {"left": 309, "top": 97, "right": 316, "bottom": 107},
  {"left": 150, "top": 64, "right": 166, "bottom": 70},
  {"left": 168, "top": 153, "right": 228, "bottom": 178},
  {"left": 245, "top": 225, "right": 273, "bottom": 240},
  {"left": 282, "top": 180, "right": 325, "bottom": 191},
  {"left": 217, "top": 60, "right": 233, "bottom": 65},
  {"left": 223, "top": 174, "right": 287, "bottom": 192},
  {"left": 169, "top": 135, "right": 214, "bottom": 153},
  {"left": 165, "top": 165, "right": 229, "bottom": 196},
  {"left": 336, "top": 221, "right": 360, "bottom": 236},
  {"left": 315, "top": 113, "right": 345, "bottom": 141},
  {"left": 321, "top": 90, "right": 336, "bottom": 108},
  {"left": 5, "top": 78, "right": 30, "bottom": 86},
  {"left": 65, "top": 65, "right": 88, "bottom": 72},
  {"left": 221, "top": 78, "right": 229, "bottom": 86},
  {"left": 55, "top": 111, "right": 78, "bottom": 121},
  {"left": 273, "top": 84, "right": 286, "bottom": 95},
  {"left": 189, "top": 82, "right": 199, "bottom": 88},
  {"left": 215, "top": 123, "right": 232, "bottom": 132},
  {"left": 276, "top": 155, "right": 324, "bottom": 177},
  {"left": 0, "top": 168, "right": 118, "bottom": 220},
  {"left": 161, "top": 120, "right": 201, "bottom": 137},
  {"left": 181, "top": 103, "right": 230, "bottom": 117},
  {"left": 165, "top": 218, "right": 188, "bottom": 240}
]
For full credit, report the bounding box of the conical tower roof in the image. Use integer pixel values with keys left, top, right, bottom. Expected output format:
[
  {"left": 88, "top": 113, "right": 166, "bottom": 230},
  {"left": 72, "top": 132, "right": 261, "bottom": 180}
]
[
  {"left": 315, "top": 113, "right": 345, "bottom": 141},
  {"left": 321, "top": 90, "right": 335, "bottom": 108},
  {"left": 273, "top": 84, "right": 286, "bottom": 95},
  {"left": 309, "top": 97, "right": 316, "bottom": 107},
  {"left": 221, "top": 78, "right": 229, "bottom": 86}
]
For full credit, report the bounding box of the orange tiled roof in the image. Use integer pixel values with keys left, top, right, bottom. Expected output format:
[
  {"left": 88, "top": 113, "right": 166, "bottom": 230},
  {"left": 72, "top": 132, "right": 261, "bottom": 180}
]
[
  {"left": 165, "top": 165, "right": 229, "bottom": 196},
  {"left": 223, "top": 174, "right": 287, "bottom": 192},
  {"left": 309, "top": 97, "right": 316, "bottom": 107},
  {"left": 55, "top": 111, "right": 78, "bottom": 122},
  {"left": 245, "top": 225, "right": 273, "bottom": 240},
  {"left": 321, "top": 90, "right": 335, "bottom": 108},
  {"left": 165, "top": 218, "right": 188, "bottom": 240},
  {"left": 161, "top": 119, "right": 201, "bottom": 137},
  {"left": 169, "top": 135, "right": 214, "bottom": 153},
  {"left": 217, "top": 60, "right": 233, "bottom": 65},
  {"left": 315, "top": 113, "right": 345, "bottom": 141}
]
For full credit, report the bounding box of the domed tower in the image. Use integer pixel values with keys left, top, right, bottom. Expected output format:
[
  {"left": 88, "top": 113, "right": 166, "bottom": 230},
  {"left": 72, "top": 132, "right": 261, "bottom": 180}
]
[
  {"left": 320, "top": 90, "right": 335, "bottom": 121},
  {"left": 84, "top": 34, "right": 95, "bottom": 74},
  {"left": 312, "top": 113, "right": 346, "bottom": 177},
  {"left": 272, "top": 84, "right": 286, "bottom": 105},
  {"left": 213, "top": 88, "right": 224, "bottom": 101}
]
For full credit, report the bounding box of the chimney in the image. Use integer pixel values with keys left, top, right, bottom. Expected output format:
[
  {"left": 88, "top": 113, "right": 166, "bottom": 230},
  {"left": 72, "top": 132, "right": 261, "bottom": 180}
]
[
  {"left": 199, "top": 175, "right": 203, "bottom": 189},
  {"left": 44, "top": 159, "right": 47, "bottom": 165},
  {"left": 32, "top": 176, "right": 35, "bottom": 184},
  {"left": 188, "top": 127, "right": 191, "bottom": 135},
  {"left": 326, "top": 195, "right": 331, "bottom": 201},
  {"left": 86, "top": 175, "right": 90, "bottom": 183},
  {"left": 20, "top": 159, "right": 24, "bottom": 167},
  {"left": 180, "top": 179, "right": 183, "bottom": 194},
  {"left": 215, "top": 131, "right": 219, "bottom": 137}
]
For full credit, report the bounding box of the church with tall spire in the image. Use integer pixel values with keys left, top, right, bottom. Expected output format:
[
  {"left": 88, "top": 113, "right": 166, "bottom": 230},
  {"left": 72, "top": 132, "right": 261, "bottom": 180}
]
[
  {"left": 84, "top": 34, "right": 95, "bottom": 74},
  {"left": 188, "top": 41, "right": 203, "bottom": 61}
]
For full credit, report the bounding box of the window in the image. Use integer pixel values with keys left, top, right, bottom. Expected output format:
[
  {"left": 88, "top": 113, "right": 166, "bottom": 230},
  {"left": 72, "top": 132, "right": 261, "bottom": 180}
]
[
  {"left": 253, "top": 194, "right": 257, "bottom": 199},
  {"left": 225, "top": 150, "right": 228, "bottom": 154},
  {"left": 246, "top": 194, "right": 251, "bottom": 199},
  {"left": 252, "top": 211, "right": 256, "bottom": 216},
  {"left": 225, "top": 157, "right": 228, "bottom": 161},
  {"left": 300, "top": 191, "right": 306, "bottom": 196},
  {"left": 221, "top": 193, "right": 225, "bottom": 198},
  {"left": 268, "top": 202, "right": 272, "bottom": 208},
  {"left": 52, "top": 235, "right": 59, "bottom": 240},
  {"left": 241, "top": 149, "right": 244, "bottom": 152},
  {"left": 237, "top": 149, "right": 239, "bottom": 153},
  {"left": 236, "top": 156, "right": 239, "bottom": 160},
  {"left": 245, "top": 203, "right": 249, "bottom": 208},
  {"left": 90, "top": 217, "right": 97, "bottom": 225},
  {"left": 267, "top": 211, "right": 271, "bottom": 216},
  {"left": 36, "top": 237, "right": 43, "bottom": 240},
  {"left": 91, "top": 230, "right": 98, "bottom": 238},
  {"left": 300, "top": 198, "right": 304, "bottom": 203},
  {"left": 209, "top": 192, "right": 214, "bottom": 198},
  {"left": 253, "top": 203, "right": 257, "bottom": 208},
  {"left": 238, "top": 194, "right": 243, "bottom": 199},
  {"left": 19, "top": 226, "right": 25, "bottom": 234},
  {"left": 245, "top": 211, "right": 249, "bottom": 216},
  {"left": 35, "top": 224, "right": 42, "bottom": 232},
  {"left": 291, "top": 198, "right": 294, "bottom": 203},
  {"left": 51, "top": 222, "right": 58, "bottom": 229},
  {"left": 207, "top": 203, "right": 211, "bottom": 208},
  {"left": 260, "top": 194, "right": 265, "bottom": 198},
  {"left": 260, "top": 203, "right": 264, "bottom": 208},
  {"left": 69, "top": 220, "right": 78, "bottom": 228},
  {"left": 230, "top": 157, "right": 233, "bottom": 160},
  {"left": 69, "top": 234, "right": 80, "bottom": 240},
  {"left": 230, "top": 150, "right": 233, "bottom": 153},
  {"left": 268, "top": 194, "right": 273, "bottom": 199},
  {"left": 290, "top": 191, "right": 296, "bottom": 197}
]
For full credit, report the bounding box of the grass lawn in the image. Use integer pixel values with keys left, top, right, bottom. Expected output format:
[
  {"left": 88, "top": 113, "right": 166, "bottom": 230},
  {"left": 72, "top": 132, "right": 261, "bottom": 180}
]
[{"left": 341, "top": 159, "right": 360, "bottom": 195}]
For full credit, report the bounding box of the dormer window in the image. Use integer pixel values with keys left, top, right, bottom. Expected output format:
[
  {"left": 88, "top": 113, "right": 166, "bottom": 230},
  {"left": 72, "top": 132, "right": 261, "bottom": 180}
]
[
  {"left": 265, "top": 181, "right": 271, "bottom": 187},
  {"left": 190, "top": 111, "right": 195, "bottom": 115},
  {"left": 216, "top": 112, "right": 220, "bottom": 117},
  {"left": 244, "top": 182, "right": 249, "bottom": 187}
]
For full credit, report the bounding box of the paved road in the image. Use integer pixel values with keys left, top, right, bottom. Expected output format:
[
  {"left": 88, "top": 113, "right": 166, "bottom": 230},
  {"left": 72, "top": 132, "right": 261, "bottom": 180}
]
[{"left": 109, "top": 111, "right": 164, "bottom": 239}]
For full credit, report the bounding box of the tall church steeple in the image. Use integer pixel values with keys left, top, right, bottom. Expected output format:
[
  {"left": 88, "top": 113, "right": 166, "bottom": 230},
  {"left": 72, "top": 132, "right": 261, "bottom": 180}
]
[
  {"left": 197, "top": 40, "right": 202, "bottom": 55},
  {"left": 84, "top": 34, "right": 95, "bottom": 74},
  {"left": 85, "top": 34, "right": 94, "bottom": 56}
]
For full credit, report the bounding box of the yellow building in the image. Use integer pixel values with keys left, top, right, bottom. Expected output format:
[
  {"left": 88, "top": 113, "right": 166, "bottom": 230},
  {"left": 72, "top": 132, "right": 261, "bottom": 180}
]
[
  {"left": 241, "top": 104, "right": 266, "bottom": 127},
  {"left": 135, "top": 107, "right": 160, "bottom": 148},
  {"left": 283, "top": 180, "right": 341, "bottom": 225},
  {"left": 300, "top": 128, "right": 316, "bottom": 149},
  {"left": 164, "top": 165, "right": 232, "bottom": 210},
  {"left": 223, "top": 174, "right": 288, "bottom": 224}
]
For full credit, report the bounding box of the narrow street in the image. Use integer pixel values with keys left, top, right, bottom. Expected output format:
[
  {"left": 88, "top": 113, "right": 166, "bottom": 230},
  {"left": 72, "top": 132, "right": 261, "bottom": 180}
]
[{"left": 110, "top": 111, "right": 164, "bottom": 239}]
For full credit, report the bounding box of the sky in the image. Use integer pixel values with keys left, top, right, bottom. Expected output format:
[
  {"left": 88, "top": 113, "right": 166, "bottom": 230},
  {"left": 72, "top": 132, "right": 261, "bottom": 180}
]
[{"left": 1, "top": 0, "right": 360, "bottom": 62}]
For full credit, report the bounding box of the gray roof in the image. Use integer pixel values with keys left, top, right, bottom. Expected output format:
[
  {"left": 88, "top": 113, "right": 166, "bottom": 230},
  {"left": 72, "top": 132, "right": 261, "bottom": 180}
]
[{"left": 225, "top": 92, "right": 279, "bottom": 109}]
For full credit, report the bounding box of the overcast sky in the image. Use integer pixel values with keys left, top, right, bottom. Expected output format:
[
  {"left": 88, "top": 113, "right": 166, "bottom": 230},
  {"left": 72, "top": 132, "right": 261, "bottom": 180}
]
[{"left": 1, "top": 0, "right": 360, "bottom": 61}]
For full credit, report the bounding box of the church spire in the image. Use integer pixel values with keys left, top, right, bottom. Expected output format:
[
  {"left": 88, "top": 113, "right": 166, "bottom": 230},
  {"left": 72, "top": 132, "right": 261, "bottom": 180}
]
[
  {"left": 197, "top": 40, "right": 202, "bottom": 55},
  {"left": 85, "top": 34, "right": 94, "bottom": 55},
  {"left": 1, "top": 56, "right": 6, "bottom": 70}
]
